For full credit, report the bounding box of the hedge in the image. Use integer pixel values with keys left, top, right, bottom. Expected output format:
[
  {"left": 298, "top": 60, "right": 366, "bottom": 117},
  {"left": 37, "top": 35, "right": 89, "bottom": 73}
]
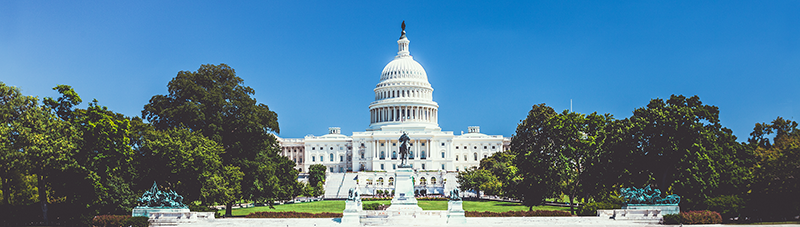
[
  {"left": 662, "top": 210, "right": 722, "bottom": 224},
  {"left": 466, "top": 210, "right": 572, "bottom": 217},
  {"left": 245, "top": 211, "right": 343, "bottom": 218}
]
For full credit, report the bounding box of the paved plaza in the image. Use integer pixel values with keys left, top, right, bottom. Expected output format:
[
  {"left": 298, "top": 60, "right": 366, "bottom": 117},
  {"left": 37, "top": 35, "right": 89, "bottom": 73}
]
[{"left": 172, "top": 217, "right": 800, "bottom": 227}]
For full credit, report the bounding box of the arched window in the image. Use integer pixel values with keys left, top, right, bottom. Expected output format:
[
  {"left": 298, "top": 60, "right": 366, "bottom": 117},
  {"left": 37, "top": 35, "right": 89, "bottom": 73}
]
[
  {"left": 420, "top": 177, "right": 427, "bottom": 185},
  {"left": 320, "top": 155, "right": 323, "bottom": 162},
  {"left": 380, "top": 151, "right": 386, "bottom": 159},
  {"left": 378, "top": 177, "right": 384, "bottom": 185},
  {"left": 431, "top": 177, "right": 436, "bottom": 185},
  {"left": 330, "top": 153, "right": 334, "bottom": 162},
  {"left": 312, "top": 156, "right": 316, "bottom": 162},
  {"left": 441, "top": 152, "right": 445, "bottom": 158},
  {"left": 474, "top": 153, "right": 478, "bottom": 161},
  {"left": 389, "top": 177, "right": 394, "bottom": 186},
  {"left": 367, "top": 178, "right": 373, "bottom": 185},
  {"left": 456, "top": 155, "right": 459, "bottom": 161},
  {"left": 464, "top": 155, "right": 467, "bottom": 161}
]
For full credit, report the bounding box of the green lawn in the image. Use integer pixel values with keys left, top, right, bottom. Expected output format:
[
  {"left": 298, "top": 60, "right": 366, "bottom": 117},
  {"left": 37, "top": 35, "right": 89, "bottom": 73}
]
[{"left": 219, "top": 200, "right": 568, "bottom": 216}]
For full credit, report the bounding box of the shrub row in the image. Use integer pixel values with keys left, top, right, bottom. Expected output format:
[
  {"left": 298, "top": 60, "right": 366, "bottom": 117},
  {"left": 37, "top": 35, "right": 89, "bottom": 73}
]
[
  {"left": 92, "top": 215, "right": 149, "bottom": 227},
  {"left": 245, "top": 211, "right": 343, "bottom": 218},
  {"left": 363, "top": 203, "right": 389, "bottom": 210},
  {"left": 662, "top": 210, "right": 722, "bottom": 224},
  {"left": 466, "top": 210, "right": 572, "bottom": 217},
  {"left": 577, "top": 202, "right": 622, "bottom": 216}
]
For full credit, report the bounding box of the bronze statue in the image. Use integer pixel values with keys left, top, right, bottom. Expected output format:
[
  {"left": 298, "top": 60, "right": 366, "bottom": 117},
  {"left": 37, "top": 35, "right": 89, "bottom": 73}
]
[{"left": 398, "top": 132, "right": 410, "bottom": 166}]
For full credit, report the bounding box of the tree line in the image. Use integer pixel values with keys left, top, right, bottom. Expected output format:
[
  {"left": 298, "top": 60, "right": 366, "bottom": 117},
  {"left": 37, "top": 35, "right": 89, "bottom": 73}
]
[
  {"left": 458, "top": 95, "right": 798, "bottom": 220},
  {"left": 0, "top": 64, "right": 303, "bottom": 225}
]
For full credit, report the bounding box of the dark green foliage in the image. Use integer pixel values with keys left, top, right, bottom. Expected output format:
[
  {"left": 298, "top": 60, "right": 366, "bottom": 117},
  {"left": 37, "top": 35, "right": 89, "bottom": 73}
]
[
  {"left": 245, "top": 211, "right": 342, "bottom": 218},
  {"left": 702, "top": 195, "right": 744, "bottom": 219},
  {"left": 662, "top": 214, "right": 681, "bottom": 224},
  {"left": 510, "top": 104, "right": 564, "bottom": 210},
  {"left": 142, "top": 64, "right": 295, "bottom": 216},
  {"left": 363, "top": 203, "right": 388, "bottom": 210},
  {"left": 576, "top": 202, "right": 621, "bottom": 216},
  {"left": 465, "top": 210, "right": 571, "bottom": 217},
  {"left": 308, "top": 164, "right": 327, "bottom": 188},
  {"left": 123, "top": 216, "right": 150, "bottom": 227}
]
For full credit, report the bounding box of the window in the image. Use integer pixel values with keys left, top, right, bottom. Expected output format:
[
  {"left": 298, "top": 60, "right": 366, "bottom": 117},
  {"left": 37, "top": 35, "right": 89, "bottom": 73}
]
[
  {"left": 464, "top": 146, "right": 467, "bottom": 149},
  {"left": 492, "top": 146, "right": 496, "bottom": 149},
  {"left": 360, "top": 152, "right": 365, "bottom": 159},
  {"left": 312, "top": 156, "right": 316, "bottom": 162},
  {"left": 421, "top": 151, "right": 426, "bottom": 159},
  {"left": 330, "top": 147, "right": 334, "bottom": 150},
  {"left": 392, "top": 151, "right": 397, "bottom": 159},
  {"left": 393, "top": 143, "right": 396, "bottom": 146},
  {"left": 474, "top": 153, "right": 478, "bottom": 161},
  {"left": 392, "top": 164, "right": 396, "bottom": 170},
  {"left": 442, "top": 152, "right": 445, "bottom": 158},
  {"left": 455, "top": 146, "right": 458, "bottom": 149},
  {"left": 456, "top": 155, "right": 459, "bottom": 161},
  {"left": 340, "top": 155, "right": 343, "bottom": 162},
  {"left": 330, "top": 167, "right": 334, "bottom": 172},
  {"left": 431, "top": 177, "right": 436, "bottom": 185},
  {"left": 381, "top": 143, "right": 385, "bottom": 146},
  {"left": 330, "top": 153, "right": 334, "bottom": 161},
  {"left": 339, "top": 167, "right": 343, "bottom": 172},
  {"left": 442, "top": 164, "right": 445, "bottom": 170},
  {"left": 320, "top": 147, "right": 323, "bottom": 150},
  {"left": 320, "top": 155, "right": 323, "bottom": 162},
  {"left": 389, "top": 177, "right": 394, "bottom": 186},
  {"left": 378, "top": 177, "right": 384, "bottom": 185},
  {"left": 312, "top": 147, "right": 315, "bottom": 150},
  {"left": 464, "top": 155, "right": 467, "bottom": 161},
  {"left": 484, "top": 155, "right": 487, "bottom": 159},
  {"left": 409, "top": 151, "right": 414, "bottom": 159},
  {"left": 299, "top": 158, "right": 303, "bottom": 163},
  {"left": 293, "top": 158, "right": 296, "bottom": 163},
  {"left": 381, "top": 164, "right": 385, "bottom": 170},
  {"left": 340, "top": 147, "right": 343, "bottom": 150},
  {"left": 380, "top": 151, "right": 385, "bottom": 159},
  {"left": 422, "top": 164, "right": 425, "bottom": 170},
  {"left": 410, "top": 143, "right": 413, "bottom": 146},
  {"left": 473, "top": 146, "right": 476, "bottom": 149},
  {"left": 456, "top": 167, "right": 459, "bottom": 171},
  {"left": 441, "top": 143, "right": 445, "bottom": 146},
  {"left": 484, "top": 146, "right": 487, "bottom": 149},
  {"left": 422, "top": 143, "right": 425, "bottom": 146}
]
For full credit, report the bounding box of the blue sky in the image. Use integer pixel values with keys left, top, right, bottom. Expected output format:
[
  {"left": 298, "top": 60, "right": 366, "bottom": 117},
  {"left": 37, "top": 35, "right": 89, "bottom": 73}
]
[{"left": 1, "top": 1, "right": 798, "bottom": 141}]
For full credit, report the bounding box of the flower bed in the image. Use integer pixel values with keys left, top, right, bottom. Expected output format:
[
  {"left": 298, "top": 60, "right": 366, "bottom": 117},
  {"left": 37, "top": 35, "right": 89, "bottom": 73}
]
[
  {"left": 245, "top": 211, "right": 343, "bottom": 218},
  {"left": 466, "top": 210, "right": 572, "bottom": 217},
  {"left": 662, "top": 210, "right": 722, "bottom": 224},
  {"left": 92, "top": 215, "right": 148, "bottom": 227}
]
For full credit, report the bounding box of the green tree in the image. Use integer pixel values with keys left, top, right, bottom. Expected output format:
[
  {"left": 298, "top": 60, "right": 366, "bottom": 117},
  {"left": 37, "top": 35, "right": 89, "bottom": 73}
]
[
  {"left": 457, "top": 167, "right": 501, "bottom": 197},
  {"left": 624, "top": 95, "right": 725, "bottom": 207},
  {"left": 137, "top": 127, "right": 238, "bottom": 205},
  {"left": 478, "top": 151, "right": 521, "bottom": 198},
  {"left": 749, "top": 117, "right": 799, "bottom": 218},
  {"left": 308, "top": 164, "right": 327, "bottom": 189},
  {"left": 510, "top": 104, "right": 566, "bottom": 210},
  {"left": 142, "top": 64, "right": 293, "bottom": 216},
  {"left": 0, "top": 83, "right": 38, "bottom": 206}
]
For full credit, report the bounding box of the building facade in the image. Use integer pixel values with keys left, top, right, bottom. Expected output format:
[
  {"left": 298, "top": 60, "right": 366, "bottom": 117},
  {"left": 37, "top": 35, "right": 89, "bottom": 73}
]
[{"left": 277, "top": 25, "right": 509, "bottom": 174}]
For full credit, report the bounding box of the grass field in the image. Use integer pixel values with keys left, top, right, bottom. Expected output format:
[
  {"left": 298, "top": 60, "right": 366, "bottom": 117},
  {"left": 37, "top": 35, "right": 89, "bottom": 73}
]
[{"left": 219, "top": 200, "right": 569, "bottom": 216}]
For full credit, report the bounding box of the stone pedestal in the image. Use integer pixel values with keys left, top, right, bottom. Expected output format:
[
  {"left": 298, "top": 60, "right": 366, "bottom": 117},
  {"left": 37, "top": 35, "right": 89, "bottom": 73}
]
[
  {"left": 342, "top": 200, "right": 362, "bottom": 224},
  {"left": 132, "top": 207, "right": 190, "bottom": 217},
  {"left": 623, "top": 204, "right": 680, "bottom": 215},
  {"left": 386, "top": 166, "right": 422, "bottom": 211},
  {"left": 148, "top": 211, "right": 215, "bottom": 226},
  {"left": 447, "top": 200, "right": 466, "bottom": 224}
]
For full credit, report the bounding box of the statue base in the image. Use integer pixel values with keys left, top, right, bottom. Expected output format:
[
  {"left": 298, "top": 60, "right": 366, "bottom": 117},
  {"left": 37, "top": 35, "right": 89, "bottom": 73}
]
[
  {"left": 623, "top": 204, "right": 680, "bottom": 215},
  {"left": 387, "top": 166, "right": 421, "bottom": 211},
  {"left": 447, "top": 201, "right": 466, "bottom": 224},
  {"left": 132, "top": 207, "right": 190, "bottom": 217}
]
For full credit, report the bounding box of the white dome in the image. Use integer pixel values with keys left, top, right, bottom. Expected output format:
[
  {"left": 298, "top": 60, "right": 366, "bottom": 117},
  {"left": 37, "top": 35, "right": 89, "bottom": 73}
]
[{"left": 380, "top": 57, "right": 428, "bottom": 82}]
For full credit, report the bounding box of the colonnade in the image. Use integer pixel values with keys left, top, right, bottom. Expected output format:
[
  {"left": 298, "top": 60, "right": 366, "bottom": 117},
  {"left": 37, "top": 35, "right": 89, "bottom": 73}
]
[
  {"left": 370, "top": 106, "right": 437, "bottom": 124},
  {"left": 375, "top": 88, "right": 431, "bottom": 100}
]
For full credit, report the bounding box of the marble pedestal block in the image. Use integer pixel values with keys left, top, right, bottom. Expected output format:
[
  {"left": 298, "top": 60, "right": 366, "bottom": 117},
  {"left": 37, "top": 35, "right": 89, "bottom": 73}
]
[
  {"left": 342, "top": 200, "right": 363, "bottom": 224},
  {"left": 387, "top": 167, "right": 422, "bottom": 211},
  {"left": 132, "top": 207, "right": 190, "bottom": 217},
  {"left": 447, "top": 200, "right": 466, "bottom": 224}
]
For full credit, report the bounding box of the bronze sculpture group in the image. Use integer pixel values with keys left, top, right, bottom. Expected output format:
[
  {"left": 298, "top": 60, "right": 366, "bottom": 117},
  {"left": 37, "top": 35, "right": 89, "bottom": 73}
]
[
  {"left": 620, "top": 185, "right": 680, "bottom": 205},
  {"left": 137, "top": 182, "right": 187, "bottom": 208}
]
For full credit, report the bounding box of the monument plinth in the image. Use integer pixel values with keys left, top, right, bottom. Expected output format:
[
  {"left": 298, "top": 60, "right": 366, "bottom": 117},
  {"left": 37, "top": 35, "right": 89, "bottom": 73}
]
[{"left": 386, "top": 166, "right": 422, "bottom": 211}]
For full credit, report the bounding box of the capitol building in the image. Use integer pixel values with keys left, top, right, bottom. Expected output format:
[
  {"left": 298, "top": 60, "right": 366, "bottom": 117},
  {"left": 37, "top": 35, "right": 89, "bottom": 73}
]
[{"left": 277, "top": 24, "right": 509, "bottom": 191}]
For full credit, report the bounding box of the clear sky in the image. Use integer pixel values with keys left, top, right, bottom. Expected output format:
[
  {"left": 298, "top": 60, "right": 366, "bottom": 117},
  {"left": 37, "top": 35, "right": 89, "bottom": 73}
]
[{"left": 1, "top": 1, "right": 798, "bottom": 141}]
